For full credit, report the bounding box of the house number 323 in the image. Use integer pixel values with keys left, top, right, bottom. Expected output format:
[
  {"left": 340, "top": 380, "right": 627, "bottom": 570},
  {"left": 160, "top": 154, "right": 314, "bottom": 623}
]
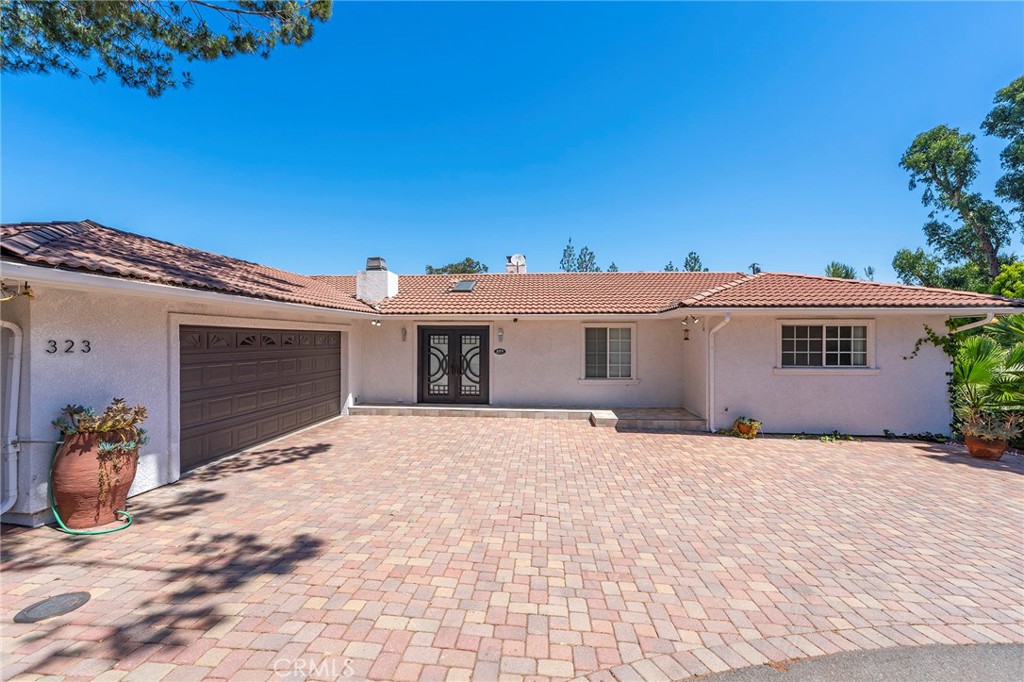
[{"left": 46, "top": 339, "right": 91, "bottom": 354}]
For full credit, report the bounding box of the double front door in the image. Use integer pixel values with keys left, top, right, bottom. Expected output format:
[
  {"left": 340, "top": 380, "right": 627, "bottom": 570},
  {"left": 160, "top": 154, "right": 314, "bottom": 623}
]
[{"left": 418, "top": 327, "right": 489, "bottom": 403}]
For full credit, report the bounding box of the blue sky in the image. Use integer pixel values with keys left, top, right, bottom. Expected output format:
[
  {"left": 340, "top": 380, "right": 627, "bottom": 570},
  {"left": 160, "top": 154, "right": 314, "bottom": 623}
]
[{"left": 3, "top": 2, "right": 1022, "bottom": 279}]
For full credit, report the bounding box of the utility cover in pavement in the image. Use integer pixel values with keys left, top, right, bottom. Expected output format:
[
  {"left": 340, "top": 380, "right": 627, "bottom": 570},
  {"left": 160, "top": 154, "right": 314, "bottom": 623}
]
[{"left": 13, "top": 592, "right": 90, "bottom": 623}]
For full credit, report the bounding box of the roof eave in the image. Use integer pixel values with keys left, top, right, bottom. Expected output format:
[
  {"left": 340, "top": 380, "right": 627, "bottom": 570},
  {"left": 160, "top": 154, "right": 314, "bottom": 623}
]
[
  {"left": 657, "top": 305, "right": 1024, "bottom": 317},
  {"left": 0, "top": 259, "right": 379, "bottom": 318}
]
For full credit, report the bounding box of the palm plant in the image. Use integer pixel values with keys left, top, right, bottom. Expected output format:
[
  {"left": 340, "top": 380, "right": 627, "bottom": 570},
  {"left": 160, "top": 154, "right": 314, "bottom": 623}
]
[
  {"left": 953, "top": 335, "right": 1024, "bottom": 443},
  {"left": 986, "top": 313, "right": 1024, "bottom": 348}
]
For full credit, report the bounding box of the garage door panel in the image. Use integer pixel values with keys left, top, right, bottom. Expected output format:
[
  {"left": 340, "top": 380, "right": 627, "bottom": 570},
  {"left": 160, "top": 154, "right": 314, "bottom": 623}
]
[
  {"left": 258, "top": 416, "right": 281, "bottom": 439},
  {"left": 235, "top": 362, "right": 260, "bottom": 383},
  {"left": 181, "top": 403, "right": 204, "bottom": 428},
  {"left": 181, "top": 366, "right": 204, "bottom": 391},
  {"left": 259, "top": 360, "right": 280, "bottom": 379},
  {"left": 259, "top": 388, "right": 279, "bottom": 409},
  {"left": 180, "top": 325, "right": 341, "bottom": 471},
  {"left": 206, "top": 429, "right": 235, "bottom": 456},
  {"left": 204, "top": 363, "right": 234, "bottom": 387},
  {"left": 235, "top": 391, "right": 259, "bottom": 412},
  {"left": 204, "top": 396, "right": 234, "bottom": 422},
  {"left": 279, "top": 411, "right": 298, "bottom": 432}
]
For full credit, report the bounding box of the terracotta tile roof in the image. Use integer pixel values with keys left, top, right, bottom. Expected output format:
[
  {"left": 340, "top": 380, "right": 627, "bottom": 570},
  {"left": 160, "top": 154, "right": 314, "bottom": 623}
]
[
  {"left": 0, "top": 220, "right": 375, "bottom": 312},
  {"left": 685, "top": 272, "right": 1022, "bottom": 309},
  {"left": 315, "top": 272, "right": 746, "bottom": 314},
  {"left": 3, "top": 220, "right": 1018, "bottom": 315}
]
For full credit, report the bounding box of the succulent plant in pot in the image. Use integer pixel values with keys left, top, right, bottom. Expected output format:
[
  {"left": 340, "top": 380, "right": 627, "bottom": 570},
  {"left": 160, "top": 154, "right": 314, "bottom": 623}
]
[
  {"left": 732, "top": 416, "right": 762, "bottom": 439},
  {"left": 953, "top": 336, "right": 1024, "bottom": 461},
  {"left": 51, "top": 399, "right": 149, "bottom": 528}
]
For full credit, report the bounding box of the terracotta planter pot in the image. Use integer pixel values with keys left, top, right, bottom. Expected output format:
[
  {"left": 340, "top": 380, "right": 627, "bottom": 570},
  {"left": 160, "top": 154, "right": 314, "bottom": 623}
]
[
  {"left": 51, "top": 433, "right": 139, "bottom": 529},
  {"left": 964, "top": 435, "right": 1007, "bottom": 461}
]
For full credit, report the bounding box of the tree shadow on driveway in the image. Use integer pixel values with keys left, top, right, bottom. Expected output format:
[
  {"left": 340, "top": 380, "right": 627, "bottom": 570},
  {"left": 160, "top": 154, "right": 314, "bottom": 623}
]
[
  {"left": 5, "top": 530, "right": 326, "bottom": 678},
  {"left": 181, "top": 442, "right": 332, "bottom": 484}
]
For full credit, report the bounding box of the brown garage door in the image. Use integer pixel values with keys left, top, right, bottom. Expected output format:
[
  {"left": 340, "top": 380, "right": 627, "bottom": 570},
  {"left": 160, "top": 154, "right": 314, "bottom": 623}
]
[{"left": 179, "top": 326, "right": 342, "bottom": 471}]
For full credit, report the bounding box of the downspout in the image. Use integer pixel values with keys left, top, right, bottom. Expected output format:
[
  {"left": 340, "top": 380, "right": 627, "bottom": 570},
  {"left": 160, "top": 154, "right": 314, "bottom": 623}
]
[
  {"left": 0, "top": 321, "right": 23, "bottom": 515},
  {"left": 950, "top": 313, "right": 995, "bottom": 334},
  {"left": 706, "top": 313, "right": 732, "bottom": 433}
]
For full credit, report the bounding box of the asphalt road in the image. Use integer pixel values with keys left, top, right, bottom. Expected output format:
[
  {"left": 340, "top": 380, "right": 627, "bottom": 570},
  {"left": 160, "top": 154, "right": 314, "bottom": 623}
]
[{"left": 696, "top": 644, "right": 1024, "bottom": 682}]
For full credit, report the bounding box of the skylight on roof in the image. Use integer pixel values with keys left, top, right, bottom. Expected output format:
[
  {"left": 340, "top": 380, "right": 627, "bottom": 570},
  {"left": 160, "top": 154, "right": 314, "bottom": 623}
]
[{"left": 451, "top": 280, "right": 477, "bottom": 292}]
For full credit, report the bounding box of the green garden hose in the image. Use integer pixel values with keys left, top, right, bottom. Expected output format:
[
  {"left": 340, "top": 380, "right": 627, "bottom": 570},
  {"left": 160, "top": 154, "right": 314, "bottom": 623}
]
[{"left": 49, "top": 441, "right": 132, "bottom": 535}]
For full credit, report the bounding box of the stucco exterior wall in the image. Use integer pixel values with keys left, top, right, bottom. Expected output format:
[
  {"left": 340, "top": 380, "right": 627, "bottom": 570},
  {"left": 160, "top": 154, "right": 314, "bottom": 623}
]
[
  {"left": 356, "top": 318, "right": 689, "bottom": 408},
  {"left": 711, "top": 314, "right": 952, "bottom": 435},
  {"left": 0, "top": 282, "right": 352, "bottom": 526}
]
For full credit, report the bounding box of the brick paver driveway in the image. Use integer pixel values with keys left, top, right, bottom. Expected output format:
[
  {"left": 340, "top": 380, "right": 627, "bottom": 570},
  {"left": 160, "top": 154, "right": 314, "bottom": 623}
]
[{"left": 2, "top": 416, "right": 1023, "bottom": 681}]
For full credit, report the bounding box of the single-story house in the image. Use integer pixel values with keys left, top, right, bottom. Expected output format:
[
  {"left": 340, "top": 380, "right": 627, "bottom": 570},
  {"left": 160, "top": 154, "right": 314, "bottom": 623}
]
[{"left": 1, "top": 220, "right": 1021, "bottom": 526}]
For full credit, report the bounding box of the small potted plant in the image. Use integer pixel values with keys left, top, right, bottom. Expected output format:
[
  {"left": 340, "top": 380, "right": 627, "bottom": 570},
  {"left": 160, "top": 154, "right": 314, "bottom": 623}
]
[
  {"left": 51, "top": 399, "right": 148, "bottom": 529},
  {"left": 732, "top": 416, "right": 761, "bottom": 439}
]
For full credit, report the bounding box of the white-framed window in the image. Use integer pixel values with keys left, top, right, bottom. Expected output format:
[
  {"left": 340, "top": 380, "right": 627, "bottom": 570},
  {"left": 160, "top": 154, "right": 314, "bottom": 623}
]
[
  {"left": 778, "top": 320, "right": 874, "bottom": 368},
  {"left": 582, "top": 324, "right": 636, "bottom": 380}
]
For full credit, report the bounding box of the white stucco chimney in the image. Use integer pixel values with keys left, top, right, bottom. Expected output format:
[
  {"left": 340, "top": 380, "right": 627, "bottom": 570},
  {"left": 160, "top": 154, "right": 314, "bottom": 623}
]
[
  {"left": 356, "top": 257, "right": 398, "bottom": 305},
  {"left": 505, "top": 254, "right": 527, "bottom": 273}
]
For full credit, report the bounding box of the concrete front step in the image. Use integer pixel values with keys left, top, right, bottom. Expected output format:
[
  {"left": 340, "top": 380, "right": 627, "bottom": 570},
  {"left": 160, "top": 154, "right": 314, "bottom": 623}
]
[
  {"left": 615, "top": 418, "right": 708, "bottom": 432},
  {"left": 348, "top": 405, "right": 594, "bottom": 421},
  {"left": 348, "top": 404, "right": 708, "bottom": 432}
]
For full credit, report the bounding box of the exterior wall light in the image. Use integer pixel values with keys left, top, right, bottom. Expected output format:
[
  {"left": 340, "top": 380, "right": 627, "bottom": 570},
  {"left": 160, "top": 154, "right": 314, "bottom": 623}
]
[
  {"left": 401, "top": 327, "right": 407, "bottom": 341},
  {"left": 371, "top": 319, "right": 382, "bottom": 327},
  {"left": 497, "top": 328, "right": 504, "bottom": 342}
]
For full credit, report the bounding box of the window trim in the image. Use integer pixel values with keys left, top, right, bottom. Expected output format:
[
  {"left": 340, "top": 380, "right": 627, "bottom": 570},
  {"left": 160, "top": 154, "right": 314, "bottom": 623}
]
[
  {"left": 775, "top": 319, "right": 877, "bottom": 371},
  {"left": 580, "top": 323, "right": 638, "bottom": 383}
]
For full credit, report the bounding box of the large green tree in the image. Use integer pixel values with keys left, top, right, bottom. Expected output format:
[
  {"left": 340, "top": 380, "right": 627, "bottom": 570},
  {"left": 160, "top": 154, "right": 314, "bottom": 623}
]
[
  {"left": 982, "top": 76, "right": 1024, "bottom": 228},
  {"left": 425, "top": 258, "right": 488, "bottom": 275},
  {"left": 1, "top": 0, "right": 331, "bottom": 96},
  {"left": 899, "top": 125, "right": 1012, "bottom": 281},
  {"left": 895, "top": 77, "right": 1022, "bottom": 288}
]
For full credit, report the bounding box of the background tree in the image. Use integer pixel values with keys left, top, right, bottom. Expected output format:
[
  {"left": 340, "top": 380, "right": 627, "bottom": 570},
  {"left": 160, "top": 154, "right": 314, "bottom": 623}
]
[
  {"left": 607, "top": 262, "right": 619, "bottom": 272},
  {"left": 982, "top": 76, "right": 1024, "bottom": 228},
  {"left": 1, "top": 0, "right": 332, "bottom": 97},
  {"left": 425, "top": 257, "right": 489, "bottom": 275},
  {"left": 559, "top": 238, "right": 576, "bottom": 272},
  {"left": 559, "top": 238, "right": 602, "bottom": 272},
  {"left": 748, "top": 262, "right": 761, "bottom": 275},
  {"left": 990, "top": 262, "right": 1024, "bottom": 299},
  {"left": 683, "top": 251, "right": 708, "bottom": 272},
  {"left": 863, "top": 266, "right": 876, "bottom": 281},
  {"left": 892, "top": 247, "right": 989, "bottom": 291},
  {"left": 663, "top": 261, "right": 678, "bottom": 272},
  {"left": 892, "top": 248, "right": 942, "bottom": 287},
  {"left": 575, "top": 246, "right": 601, "bottom": 272},
  {"left": 824, "top": 261, "right": 857, "bottom": 279}
]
